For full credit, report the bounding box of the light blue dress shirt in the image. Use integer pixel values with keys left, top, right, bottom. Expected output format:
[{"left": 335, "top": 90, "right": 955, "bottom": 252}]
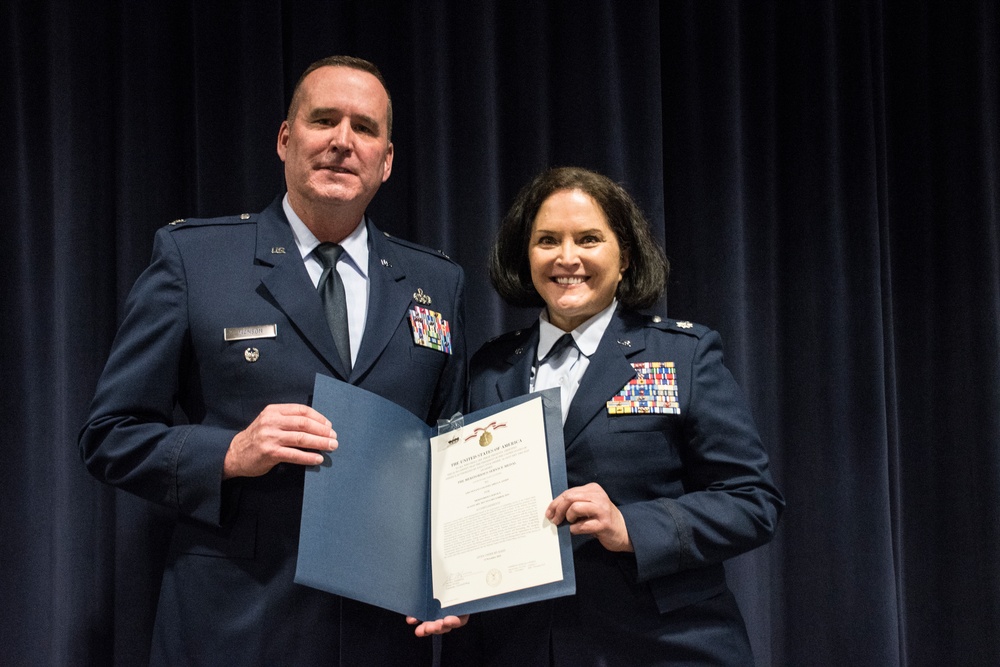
[{"left": 531, "top": 299, "right": 618, "bottom": 424}]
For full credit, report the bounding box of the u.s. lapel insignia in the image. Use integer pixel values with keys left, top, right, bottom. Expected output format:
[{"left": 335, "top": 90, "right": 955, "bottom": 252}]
[
  {"left": 271, "top": 247, "right": 286, "bottom": 254},
  {"left": 606, "top": 362, "right": 680, "bottom": 415},
  {"left": 381, "top": 258, "right": 392, "bottom": 267},
  {"left": 413, "top": 288, "right": 432, "bottom": 305},
  {"left": 408, "top": 306, "right": 452, "bottom": 354}
]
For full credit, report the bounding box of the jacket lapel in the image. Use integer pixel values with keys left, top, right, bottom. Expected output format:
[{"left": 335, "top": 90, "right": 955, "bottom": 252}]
[
  {"left": 255, "top": 200, "right": 348, "bottom": 378},
  {"left": 562, "top": 312, "right": 646, "bottom": 446},
  {"left": 495, "top": 326, "right": 538, "bottom": 403},
  {"left": 350, "top": 223, "right": 411, "bottom": 380}
]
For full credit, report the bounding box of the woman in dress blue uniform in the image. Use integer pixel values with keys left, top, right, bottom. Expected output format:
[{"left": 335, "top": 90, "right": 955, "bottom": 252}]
[{"left": 442, "top": 167, "right": 783, "bottom": 666}]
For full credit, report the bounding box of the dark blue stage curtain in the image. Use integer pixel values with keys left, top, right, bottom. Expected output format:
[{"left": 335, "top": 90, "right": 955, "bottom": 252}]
[
  {"left": 1, "top": 1, "right": 997, "bottom": 665},
  {"left": 661, "top": 2, "right": 999, "bottom": 665}
]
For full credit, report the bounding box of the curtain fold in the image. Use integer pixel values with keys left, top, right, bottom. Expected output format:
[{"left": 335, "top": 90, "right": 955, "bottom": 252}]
[{"left": 661, "top": 2, "right": 1000, "bottom": 665}]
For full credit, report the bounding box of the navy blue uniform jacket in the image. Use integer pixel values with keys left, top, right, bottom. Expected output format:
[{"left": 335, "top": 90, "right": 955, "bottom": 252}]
[
  {"left": 444, "top": 308, "right": 781, "bottom": 666},
  {"left": 79, "top": 198, "right": 466, "bottom": 666}
]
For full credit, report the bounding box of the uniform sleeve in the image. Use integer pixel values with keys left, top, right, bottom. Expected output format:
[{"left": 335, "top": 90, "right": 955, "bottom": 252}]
[
  {"left": 619, "top": 329, "right": 784, "bottom": 581},
  {"left": 78, "top": 228, "right": 234, "bottom": 526}
]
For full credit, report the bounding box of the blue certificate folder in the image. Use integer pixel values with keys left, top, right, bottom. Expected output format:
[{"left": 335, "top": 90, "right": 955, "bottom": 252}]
[{"left": 295, "top": 374, "right": 576, "bottom": 620}]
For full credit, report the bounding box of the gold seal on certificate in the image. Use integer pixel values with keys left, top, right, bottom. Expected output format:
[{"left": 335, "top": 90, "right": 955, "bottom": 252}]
[{"left": 468, "top": 421, "right": 505, "bottom": 448}]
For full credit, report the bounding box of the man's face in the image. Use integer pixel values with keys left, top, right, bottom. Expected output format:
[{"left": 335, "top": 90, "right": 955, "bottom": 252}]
[{"left": 277, "top": 66, "right": 394, "bottom": 217}]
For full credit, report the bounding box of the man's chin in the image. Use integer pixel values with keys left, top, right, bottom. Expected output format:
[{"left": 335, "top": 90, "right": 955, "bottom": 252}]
[{"left": 309, "top": 184, "right": 362, "bottom": 204}]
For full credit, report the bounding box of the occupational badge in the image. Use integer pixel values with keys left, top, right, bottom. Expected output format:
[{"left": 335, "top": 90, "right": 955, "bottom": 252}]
[{"left": 412, "top": 288, "right": 432, "bottom": 305}]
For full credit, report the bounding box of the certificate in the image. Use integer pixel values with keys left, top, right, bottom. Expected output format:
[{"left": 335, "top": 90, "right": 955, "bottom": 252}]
[
  {"left": 295, "top": 374, "right": 575, "bottom": 621},
  {"left": 430, "top": 396, "right": 565, "bottom": 608}
]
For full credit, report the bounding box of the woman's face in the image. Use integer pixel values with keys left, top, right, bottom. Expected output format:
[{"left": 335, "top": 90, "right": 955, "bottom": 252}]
[{"left": 528, "top": 189, "right": 628, "bottom": 332}]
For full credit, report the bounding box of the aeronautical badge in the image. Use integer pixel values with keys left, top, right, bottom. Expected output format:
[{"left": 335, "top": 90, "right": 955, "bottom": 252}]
[
  {"left": 408, "top": 306, "right": 453, "bottom": 354},
  {"left": 606, "top": 361, "right": 681, "bottom": 415}
]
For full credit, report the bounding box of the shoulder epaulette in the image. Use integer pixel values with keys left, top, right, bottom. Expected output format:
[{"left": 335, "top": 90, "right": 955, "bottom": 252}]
[
  {"left": 165, "top": 212, "right": 255, "bottom": 230},
  {"left": 486, "top": 328, "right": 528, "bottom": 345},
  {"left": 382, "top": 231, "right": 457, "bottom": 264},
  {"left": 645, "top": 314, "right": 709, "bottom": 337}
]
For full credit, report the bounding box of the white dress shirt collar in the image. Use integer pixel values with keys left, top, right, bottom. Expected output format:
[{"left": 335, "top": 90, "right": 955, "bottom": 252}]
[
  {"left": 282, "top": 193, "right": 369, "bottom": 280},
  {"left": 536, "top": 298, "right": 618, "bottom": 361}
]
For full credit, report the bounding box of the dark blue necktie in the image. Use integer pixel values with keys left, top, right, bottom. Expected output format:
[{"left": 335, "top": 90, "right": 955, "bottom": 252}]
[
  {"left": 315, "top": 243, "right": 352, "bottom": 374},
  {"left": 540, "top": 333, "right": 576, "bottom": 365}
]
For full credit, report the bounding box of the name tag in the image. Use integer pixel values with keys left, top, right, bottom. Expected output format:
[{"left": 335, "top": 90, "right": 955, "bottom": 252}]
[{"left": 223, "top": 324, "right": 277, "bottom": 342}]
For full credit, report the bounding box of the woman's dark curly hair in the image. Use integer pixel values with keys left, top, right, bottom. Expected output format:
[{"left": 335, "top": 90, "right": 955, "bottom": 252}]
[{"left": 489, "top": 167, "right": 668, "bottom": 311}]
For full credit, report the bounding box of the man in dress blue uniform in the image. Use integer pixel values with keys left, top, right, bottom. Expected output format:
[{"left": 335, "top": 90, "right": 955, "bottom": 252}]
[{"left": 80, "top": 56, "right": 466, "bottom": 666}]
